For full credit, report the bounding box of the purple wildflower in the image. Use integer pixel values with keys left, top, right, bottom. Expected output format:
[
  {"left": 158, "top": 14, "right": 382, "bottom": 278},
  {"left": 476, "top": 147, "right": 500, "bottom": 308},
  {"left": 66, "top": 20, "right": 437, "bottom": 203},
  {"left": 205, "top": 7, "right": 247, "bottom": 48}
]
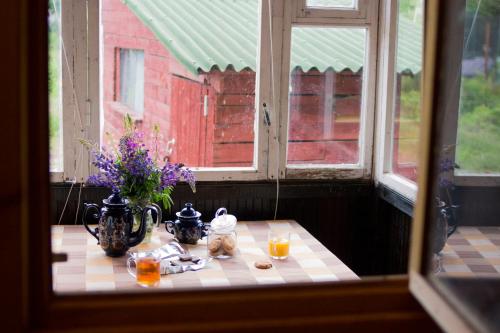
[
  {"left": 160, "top": 162, "right": 196, "bottom": 192},
  {"left": 85, "top": 123, "right": 195, "bottom": 205},
  {"left": 439, "top": 158, "right": 455, "bottom": 172}
]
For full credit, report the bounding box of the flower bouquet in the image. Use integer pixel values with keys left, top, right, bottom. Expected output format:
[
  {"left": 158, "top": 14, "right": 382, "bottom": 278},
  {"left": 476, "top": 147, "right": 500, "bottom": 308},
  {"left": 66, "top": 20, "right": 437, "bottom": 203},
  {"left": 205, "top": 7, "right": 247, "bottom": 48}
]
[{"left": 83, "top": 115, "right": 195, "bottom": 243}]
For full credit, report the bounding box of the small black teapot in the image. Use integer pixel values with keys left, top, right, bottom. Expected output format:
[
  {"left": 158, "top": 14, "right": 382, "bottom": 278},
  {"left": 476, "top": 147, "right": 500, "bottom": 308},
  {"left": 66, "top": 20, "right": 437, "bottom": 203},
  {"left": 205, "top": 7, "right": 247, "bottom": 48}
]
[
  {"left": 165, "top": 203, "right": 208, "bottom": 244},
  {"left": 83, "top": 192, "right": 158, "bottom": 257}
]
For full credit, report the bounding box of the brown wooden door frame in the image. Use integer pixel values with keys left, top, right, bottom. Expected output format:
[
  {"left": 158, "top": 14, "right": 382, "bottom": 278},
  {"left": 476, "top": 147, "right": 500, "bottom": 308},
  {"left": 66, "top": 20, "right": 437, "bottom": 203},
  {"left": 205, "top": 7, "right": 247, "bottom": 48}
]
[{"left": 1, "top": 0, "right": 440, "bottom": 332}]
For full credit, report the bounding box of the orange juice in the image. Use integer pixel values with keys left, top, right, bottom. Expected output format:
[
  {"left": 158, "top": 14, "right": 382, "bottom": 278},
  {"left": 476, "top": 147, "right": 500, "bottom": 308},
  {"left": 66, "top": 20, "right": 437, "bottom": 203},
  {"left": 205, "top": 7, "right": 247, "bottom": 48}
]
[{"left": 268, "top": 237, "right": 290, "bottom": 259}]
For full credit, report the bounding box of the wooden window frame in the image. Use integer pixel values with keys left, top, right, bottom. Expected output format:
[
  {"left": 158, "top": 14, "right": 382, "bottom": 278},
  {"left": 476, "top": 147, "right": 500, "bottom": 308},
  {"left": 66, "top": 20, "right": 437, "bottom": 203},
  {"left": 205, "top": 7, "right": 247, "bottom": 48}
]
[
  {"left": 296, "top": 0, "right": 369, "bottom": 20},
  {"left": 50, "top": 0, "right": 100, "bottom": 183},
  {"left": 1, "top": 0, "right": 451, "bottom": 331},
  {"left": 50, "top": 0, "right": 384, "bottom": 183},
  {"left": 272, "top": 0, "right": 379, "bottom": 180},
  {"left": 408, "top": 1, "right": 486, "bottom": 332},
  {"left": 374, "top": 0, "right": 420, "bottom": 202}
]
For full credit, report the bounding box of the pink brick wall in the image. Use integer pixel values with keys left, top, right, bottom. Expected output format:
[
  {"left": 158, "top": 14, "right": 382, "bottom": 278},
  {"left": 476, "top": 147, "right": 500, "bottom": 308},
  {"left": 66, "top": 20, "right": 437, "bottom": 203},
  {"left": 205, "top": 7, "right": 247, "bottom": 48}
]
[{"left": 102, "top": 0, "right": 200, "bottom": 157}]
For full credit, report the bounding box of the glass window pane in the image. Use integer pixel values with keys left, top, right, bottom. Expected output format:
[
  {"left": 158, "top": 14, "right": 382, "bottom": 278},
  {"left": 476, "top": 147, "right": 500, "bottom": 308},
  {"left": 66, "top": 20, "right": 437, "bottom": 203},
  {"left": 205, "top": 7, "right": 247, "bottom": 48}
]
[
  {"left": 119, "top": 49, "right": 144, "bottom": 114},
  {"left": 101, "top": 0, "right": 258, "bottom": 167},
  {"left": 306, "top": 0, "right": 355, "bottom": 9},
  {"left": 456, "top": 3, "right": 500, "bottom": 174},
  {"left": 391, "top": 0, "right": 423, "bottom": 182},
  {"left": 48, "top": 0, "right": 63, "bottom": 172},
  {"left": 287, "top": 27, "right": 365, "bottom": 166},
  {"left": 423, "top": 3, "right": 500, "bottom": 332}
]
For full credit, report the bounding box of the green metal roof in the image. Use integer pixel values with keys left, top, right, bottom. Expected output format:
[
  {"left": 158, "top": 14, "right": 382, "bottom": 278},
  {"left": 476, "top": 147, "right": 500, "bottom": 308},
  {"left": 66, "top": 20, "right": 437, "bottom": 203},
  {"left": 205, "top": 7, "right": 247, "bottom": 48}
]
[{"left": 123, "top": 0, "right": 422, "bottom": 75}]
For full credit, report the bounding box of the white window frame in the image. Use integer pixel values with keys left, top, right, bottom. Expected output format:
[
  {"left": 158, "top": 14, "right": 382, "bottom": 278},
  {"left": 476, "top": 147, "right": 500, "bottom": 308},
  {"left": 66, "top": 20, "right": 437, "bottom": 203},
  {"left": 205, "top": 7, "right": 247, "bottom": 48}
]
[
  {"left": 116, "top": 48, "right": 145, "bottom": 116},
  {"left": 272, "top": 0, "right": 379, "bottom": 180},
  {"left": 374, "top": 0, "right": 499, "bottom": 198},
  {"left": 51, "top": 0, "right": 384, "bottom": 184},
  {"left": 296, "top": 0, "right": 369, "bottom": 20},
  {"left": 374, "top": 0, "right": 419, "bottom": 201},
  {"left": 51, "top": 0, "right": 99, "bottom": 183}
]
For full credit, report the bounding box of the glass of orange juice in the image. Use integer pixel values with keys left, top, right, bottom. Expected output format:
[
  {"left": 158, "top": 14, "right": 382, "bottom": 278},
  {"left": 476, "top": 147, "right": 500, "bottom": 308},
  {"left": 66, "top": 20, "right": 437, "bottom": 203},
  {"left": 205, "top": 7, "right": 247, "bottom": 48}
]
[{"left": 268, "top": 231, "right": 290, "bottom": 260}]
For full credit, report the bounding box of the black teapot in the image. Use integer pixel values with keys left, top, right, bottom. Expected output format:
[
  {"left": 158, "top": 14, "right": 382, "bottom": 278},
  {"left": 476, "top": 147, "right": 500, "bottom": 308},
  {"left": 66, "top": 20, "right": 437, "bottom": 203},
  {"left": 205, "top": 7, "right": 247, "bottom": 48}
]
[
  {"left": 165, "top": 203, "right": 208, "bottom": 244},
  {"left": 83, "top": 192, "right": 158, "bottom": 257}
]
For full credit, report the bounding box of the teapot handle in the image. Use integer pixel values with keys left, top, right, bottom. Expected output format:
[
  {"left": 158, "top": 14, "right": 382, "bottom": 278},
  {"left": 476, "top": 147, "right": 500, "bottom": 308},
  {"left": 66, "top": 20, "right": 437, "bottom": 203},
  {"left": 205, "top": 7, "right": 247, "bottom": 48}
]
[
  {"left": 82, "top": 203, "right": 100, "bottom": 242},
  {"left": 150, "top": 203, "right": 162, "bottom": 227},
  {"left": 165, "top": 221, "right": 175, "bottom": 235},
  {"left": 128, "top": 205, "right": 158, "bottom": 248}
]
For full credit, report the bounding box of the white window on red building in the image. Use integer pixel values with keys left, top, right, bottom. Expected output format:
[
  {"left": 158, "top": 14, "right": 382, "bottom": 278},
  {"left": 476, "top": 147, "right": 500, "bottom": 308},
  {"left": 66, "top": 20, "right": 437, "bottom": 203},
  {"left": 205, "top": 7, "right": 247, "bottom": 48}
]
[{"left": 117, "top": 48, "right": 144, "bottom": 115}]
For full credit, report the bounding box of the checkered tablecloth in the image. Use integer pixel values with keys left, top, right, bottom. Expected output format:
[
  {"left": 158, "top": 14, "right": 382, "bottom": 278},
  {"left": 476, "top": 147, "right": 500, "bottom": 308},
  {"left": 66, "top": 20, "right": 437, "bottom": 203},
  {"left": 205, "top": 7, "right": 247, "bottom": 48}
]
[
  {"left": 52, "top": 220, "right": 358, "bottom": 292},
  {"left": 441, "top": 227, "right": 500, "bottom": 276}
]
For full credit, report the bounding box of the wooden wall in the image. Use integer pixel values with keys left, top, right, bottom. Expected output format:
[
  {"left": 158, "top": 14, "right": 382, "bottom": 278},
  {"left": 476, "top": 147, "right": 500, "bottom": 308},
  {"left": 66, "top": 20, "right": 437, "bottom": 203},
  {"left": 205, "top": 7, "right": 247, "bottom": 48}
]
[
  {"left": 51, "top": 180, "right": 416, "bottom": 276},
  {"left": 374, "top": 185, "right": 414, "bottom": 274},
  {"left": 453, "top": 186, "right": 500, "bottom": 227}
]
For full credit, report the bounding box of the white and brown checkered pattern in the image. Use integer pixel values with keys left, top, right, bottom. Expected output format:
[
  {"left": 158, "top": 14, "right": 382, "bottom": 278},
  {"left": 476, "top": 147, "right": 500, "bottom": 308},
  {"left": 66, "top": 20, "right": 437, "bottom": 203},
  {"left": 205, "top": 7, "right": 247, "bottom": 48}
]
[
  {"left": 52, "top": 220, "right": 358, "bottom": 292},
  {"left": 441, "top": 227, "right": 500, "bottom": 277}
]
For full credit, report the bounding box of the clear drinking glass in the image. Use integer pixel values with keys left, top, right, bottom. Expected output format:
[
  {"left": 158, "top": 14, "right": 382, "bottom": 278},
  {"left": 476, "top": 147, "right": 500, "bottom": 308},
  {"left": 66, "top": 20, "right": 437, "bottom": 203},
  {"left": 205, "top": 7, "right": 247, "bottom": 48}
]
[
  {"left": 127, "top": 251, "right": 161, "bottom": 287},
  {"left": 268, "top": 231, "right": 290, "bottom": 260}
]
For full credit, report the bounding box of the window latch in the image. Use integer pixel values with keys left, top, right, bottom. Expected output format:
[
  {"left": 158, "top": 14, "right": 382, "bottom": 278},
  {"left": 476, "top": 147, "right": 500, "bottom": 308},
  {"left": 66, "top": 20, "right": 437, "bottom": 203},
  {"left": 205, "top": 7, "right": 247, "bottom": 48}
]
[{"left": 263, "top": 103, "right": 271, "bottom": 127}]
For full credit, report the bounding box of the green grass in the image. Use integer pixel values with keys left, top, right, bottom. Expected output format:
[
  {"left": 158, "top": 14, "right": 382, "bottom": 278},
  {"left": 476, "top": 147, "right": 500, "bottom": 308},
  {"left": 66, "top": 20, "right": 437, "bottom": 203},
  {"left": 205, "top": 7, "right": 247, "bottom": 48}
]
[
  {"left": 397, "top": 73, "right": 500, "bottom": 173},
  {"left": 457, "top": 103, "right": 500, "bottom": 173},
  {"left": 48, "top": 9, "right": 62, "bottom": 170}
]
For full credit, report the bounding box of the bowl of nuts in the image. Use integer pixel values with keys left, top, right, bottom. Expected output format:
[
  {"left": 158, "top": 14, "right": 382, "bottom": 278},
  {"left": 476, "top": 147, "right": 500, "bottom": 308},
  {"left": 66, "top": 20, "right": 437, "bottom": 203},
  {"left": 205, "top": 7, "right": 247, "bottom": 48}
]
[{"left": 207, "top": 208, "right": 237, "bottom": 259}]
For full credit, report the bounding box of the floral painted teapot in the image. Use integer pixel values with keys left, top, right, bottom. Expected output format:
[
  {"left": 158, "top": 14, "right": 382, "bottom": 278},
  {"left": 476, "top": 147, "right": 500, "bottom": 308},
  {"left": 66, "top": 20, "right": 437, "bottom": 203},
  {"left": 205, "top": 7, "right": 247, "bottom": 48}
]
[{"left": 83, "top": 192, "right": 158, "bottom": 257}]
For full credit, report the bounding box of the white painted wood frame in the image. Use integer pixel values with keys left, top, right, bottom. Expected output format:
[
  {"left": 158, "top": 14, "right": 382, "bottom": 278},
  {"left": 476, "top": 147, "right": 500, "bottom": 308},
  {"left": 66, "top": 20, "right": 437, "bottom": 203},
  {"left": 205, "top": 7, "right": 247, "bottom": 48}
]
[
  {"left": 276, "top": 0, "right": 379, "bottom": 180},
  {"left": 53, "top": 0, "right": 384, "bottom": 183},
  {"left": 193, "top": 0, "right": 272, "bottom": 181},
  {"left": 374, "top": 0, "right": 418, "bottom": 201},
  {"left": 53, "top": 0, "right": 99, "bottom": 183},
  {"left": 295, "top": 0, "right": 369, "bottom": 20}
]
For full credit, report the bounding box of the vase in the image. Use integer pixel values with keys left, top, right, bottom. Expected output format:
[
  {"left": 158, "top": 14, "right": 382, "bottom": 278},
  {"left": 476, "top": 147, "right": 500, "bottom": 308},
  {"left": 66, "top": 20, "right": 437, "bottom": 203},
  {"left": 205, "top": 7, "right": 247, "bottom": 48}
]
[{"left": 130, "top": 200, "right": 162, "bottom": 244}]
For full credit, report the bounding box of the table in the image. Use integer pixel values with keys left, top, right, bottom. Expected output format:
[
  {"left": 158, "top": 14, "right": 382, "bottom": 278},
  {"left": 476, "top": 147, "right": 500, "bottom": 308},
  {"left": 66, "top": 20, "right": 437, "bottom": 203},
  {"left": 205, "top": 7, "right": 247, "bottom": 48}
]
[
  {"left": 52, "top": 220, "right": 358, "bottom": 292},
  {"left": 440, "top": 226, "right": 500, "bottom": 276}
]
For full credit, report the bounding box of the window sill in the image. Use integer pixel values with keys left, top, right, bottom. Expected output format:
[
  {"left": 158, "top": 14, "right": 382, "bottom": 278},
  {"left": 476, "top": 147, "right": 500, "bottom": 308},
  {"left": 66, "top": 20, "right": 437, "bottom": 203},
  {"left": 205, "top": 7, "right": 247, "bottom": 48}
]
[
  {"left": 376, "top": 173, "right": 417, "bottom": 203},
  {"left": 376, "top": 182, "right": 414, "bottom": 217}
]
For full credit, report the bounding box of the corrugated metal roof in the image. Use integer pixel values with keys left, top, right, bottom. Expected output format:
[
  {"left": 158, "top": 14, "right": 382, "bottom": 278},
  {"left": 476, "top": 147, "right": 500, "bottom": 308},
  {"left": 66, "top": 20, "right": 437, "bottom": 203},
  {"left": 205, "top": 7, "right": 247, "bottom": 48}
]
[{"left": 124, "top": 0, "right": 422, "bottom": 75}]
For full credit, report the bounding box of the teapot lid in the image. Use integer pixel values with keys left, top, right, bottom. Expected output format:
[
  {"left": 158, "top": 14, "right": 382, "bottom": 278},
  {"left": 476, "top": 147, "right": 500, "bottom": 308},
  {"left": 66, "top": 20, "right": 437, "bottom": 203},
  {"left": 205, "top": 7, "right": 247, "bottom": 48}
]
[
  {"left": 176, "top": 203, "right": 201, "bottom": 219},
  {"left": 103, "top": 191, "right": 128, "bottom": 208}
]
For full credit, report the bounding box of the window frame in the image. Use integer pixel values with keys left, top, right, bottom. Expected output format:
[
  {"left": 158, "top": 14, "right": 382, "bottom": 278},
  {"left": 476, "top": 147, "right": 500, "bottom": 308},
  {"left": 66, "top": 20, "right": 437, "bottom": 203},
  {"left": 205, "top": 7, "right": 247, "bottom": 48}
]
[
  {"left": 273, "top": 0, "right": 379, "bottom": 180},
  {"left": 12, "top": 1, "right": 440, "bottom": 330},
  {"left": 116, "top": 47, "right": 145, "bottom": 116},
  {"left": 53, "top": 0, "right": 272, "bottom": 183},
  {"left": 51, "top": 0, "right": 100, "bottom": 183},
  {"left": 408, "top": 1, "right": 487, "bottom": 332},
  {"left": 51, "top": 0, "right": 384, "bottom": 183},
  {"left": 374, "top": 0, "right": 421, "bottom": 202},
  {"left": 296, "top": 0, "right": 369, "bottom": 20}
]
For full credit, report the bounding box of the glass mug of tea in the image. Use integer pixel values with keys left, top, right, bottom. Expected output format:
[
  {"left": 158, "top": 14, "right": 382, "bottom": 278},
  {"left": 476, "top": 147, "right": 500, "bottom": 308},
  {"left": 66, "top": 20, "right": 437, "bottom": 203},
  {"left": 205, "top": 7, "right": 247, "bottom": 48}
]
[{"left": 127, "top": 251, "right": 161, "bottom": 287}]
